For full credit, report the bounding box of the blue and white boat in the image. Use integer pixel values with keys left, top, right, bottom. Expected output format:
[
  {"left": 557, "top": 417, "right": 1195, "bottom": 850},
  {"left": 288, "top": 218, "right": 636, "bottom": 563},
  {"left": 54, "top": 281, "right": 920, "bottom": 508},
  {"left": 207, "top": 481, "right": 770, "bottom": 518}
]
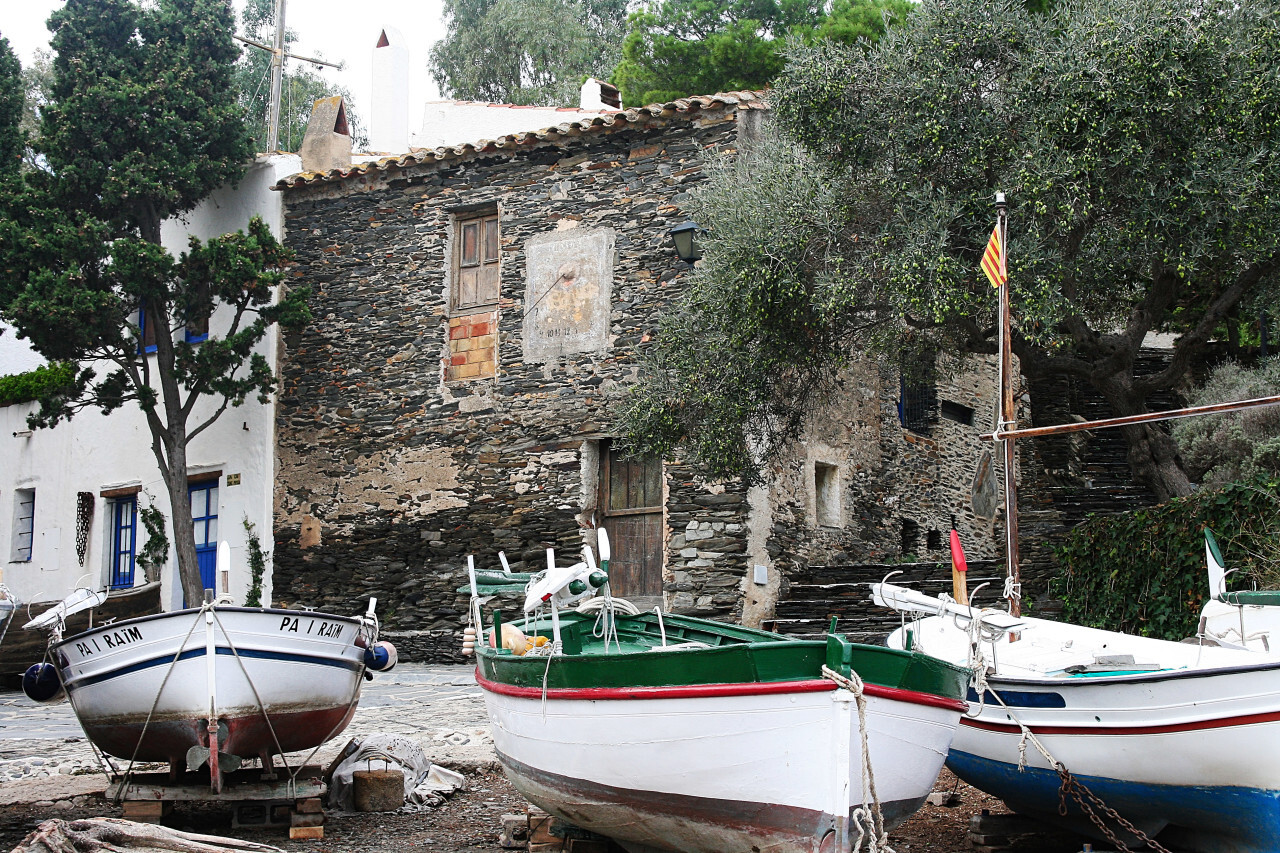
[
  {"left": 31, "top": 595, "right": 394, "bottom": 792},
  {"left": 874, "top": 581, "right": 1280, "bottom": 853}
]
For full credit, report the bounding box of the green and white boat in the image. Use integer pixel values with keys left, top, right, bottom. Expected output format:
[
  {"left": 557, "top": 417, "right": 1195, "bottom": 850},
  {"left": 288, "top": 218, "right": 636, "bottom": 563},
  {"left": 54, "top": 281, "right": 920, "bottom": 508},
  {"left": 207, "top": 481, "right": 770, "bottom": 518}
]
[{"left": 467, "top": 533, "right": 970, "bottom": 853}]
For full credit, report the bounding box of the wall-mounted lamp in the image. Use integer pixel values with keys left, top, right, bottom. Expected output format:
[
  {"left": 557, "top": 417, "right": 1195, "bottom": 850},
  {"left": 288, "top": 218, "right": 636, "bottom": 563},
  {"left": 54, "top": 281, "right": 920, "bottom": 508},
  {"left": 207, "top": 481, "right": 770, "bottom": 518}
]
[{"left": 667, "top": 220, "right": 704, "bottom": 264}]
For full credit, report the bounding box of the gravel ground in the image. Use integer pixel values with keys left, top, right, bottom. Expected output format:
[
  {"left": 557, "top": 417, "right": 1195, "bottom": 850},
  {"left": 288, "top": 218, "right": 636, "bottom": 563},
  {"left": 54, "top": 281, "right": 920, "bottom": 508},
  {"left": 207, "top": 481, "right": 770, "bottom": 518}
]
[
  {"left": 0, "top": 766, "right": 1086, "bottom": 853},
  {"left": 0, "top": 664, "right": 1088, "bottom": 853}
]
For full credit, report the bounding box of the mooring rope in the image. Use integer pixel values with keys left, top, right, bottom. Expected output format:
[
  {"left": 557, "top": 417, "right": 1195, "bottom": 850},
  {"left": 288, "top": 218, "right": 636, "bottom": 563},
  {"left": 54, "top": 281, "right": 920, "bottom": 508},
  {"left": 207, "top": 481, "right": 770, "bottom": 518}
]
[{"left": 821, "top": 665, "right": 895, "bottom": 853}]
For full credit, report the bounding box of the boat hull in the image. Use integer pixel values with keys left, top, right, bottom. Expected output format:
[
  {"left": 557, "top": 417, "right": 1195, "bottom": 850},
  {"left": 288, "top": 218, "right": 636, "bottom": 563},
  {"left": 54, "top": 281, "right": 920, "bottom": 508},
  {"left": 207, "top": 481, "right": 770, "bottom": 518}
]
[
  {"left": 475, "top": 611, "right": 969, "bottom": 853},
  {"left": 55, "top": 607, "right": 367, "bottom": 765},
  {"left": 888, "top": 612, "right": 1280, "bottom": 853},
  {"left": 483, "top": 679, "right": 959, "bottom": 853}
]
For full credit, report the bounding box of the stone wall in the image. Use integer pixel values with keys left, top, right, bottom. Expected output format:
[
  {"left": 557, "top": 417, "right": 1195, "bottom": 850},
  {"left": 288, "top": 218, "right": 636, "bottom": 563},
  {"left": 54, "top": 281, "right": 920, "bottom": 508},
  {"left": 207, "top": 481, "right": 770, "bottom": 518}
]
[{"left": 272, "top": 101, "right": 761, "bottom": 650}]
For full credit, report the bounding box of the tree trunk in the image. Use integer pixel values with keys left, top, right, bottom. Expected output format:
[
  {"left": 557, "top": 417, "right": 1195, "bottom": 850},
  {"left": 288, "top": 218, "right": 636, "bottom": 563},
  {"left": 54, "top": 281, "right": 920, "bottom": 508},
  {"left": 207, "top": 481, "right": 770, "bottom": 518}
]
[
  {"left": 139, "top": 208, "right": 206, "bottom": 607},
  {"left": 13, "top": 817, "right": 283, "bottom": 852},
  {"left": 1090, "top": 376, "right": 1194, "bottom": 503}
]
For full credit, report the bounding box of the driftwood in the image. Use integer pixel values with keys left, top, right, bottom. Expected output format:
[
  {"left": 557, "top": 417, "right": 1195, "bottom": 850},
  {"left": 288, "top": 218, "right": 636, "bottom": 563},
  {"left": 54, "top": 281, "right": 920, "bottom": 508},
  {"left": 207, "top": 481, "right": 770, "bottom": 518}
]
[{"left": 11, "top": 818, "right": 282, "bottom": 853}]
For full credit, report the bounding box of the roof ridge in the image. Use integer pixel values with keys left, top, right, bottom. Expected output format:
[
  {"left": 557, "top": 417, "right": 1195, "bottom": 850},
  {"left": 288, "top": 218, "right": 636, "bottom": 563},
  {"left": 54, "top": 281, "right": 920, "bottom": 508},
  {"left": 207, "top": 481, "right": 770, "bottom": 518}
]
[{"left": 275, "top": 91, "right": 768, "bottom": 191}]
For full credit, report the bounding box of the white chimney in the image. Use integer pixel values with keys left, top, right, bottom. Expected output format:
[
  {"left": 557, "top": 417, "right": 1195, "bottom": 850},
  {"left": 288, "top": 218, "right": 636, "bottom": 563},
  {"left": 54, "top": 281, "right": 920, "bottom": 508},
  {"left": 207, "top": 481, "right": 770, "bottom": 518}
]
[
  {"left": 580, "top": 78, "right": 621, "bottom": 111},
  {"left": 370, "top": 27, "right": 409, "bottom": 154}
]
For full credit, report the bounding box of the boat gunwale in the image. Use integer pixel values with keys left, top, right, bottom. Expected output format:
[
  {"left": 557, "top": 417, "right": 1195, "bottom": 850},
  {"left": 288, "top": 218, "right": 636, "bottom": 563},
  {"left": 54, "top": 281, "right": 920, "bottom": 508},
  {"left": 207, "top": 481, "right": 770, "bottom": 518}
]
[
  {"left": 52, "top": 605, "right": 365, "bottom": 648},
  {"left": 973, "top": 657, "right": 1280, "bottom": 689},
  {"left": 475, "top": 668, "right": 969, "bottom": 711}
]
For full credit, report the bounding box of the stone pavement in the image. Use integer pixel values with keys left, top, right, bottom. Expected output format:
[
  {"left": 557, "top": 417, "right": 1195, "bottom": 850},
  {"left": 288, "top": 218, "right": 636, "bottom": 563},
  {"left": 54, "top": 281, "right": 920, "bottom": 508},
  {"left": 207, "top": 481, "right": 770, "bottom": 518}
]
[{"left": 0, "top": 664, "right": 494, "bottom": 800}]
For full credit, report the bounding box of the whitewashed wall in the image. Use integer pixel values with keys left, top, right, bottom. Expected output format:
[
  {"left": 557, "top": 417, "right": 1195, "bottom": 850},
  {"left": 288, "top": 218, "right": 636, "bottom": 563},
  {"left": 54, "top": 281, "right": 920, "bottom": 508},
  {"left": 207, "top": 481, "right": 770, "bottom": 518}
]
[{"left": 0, "top": 153, "right": 301, "bottom": 611}]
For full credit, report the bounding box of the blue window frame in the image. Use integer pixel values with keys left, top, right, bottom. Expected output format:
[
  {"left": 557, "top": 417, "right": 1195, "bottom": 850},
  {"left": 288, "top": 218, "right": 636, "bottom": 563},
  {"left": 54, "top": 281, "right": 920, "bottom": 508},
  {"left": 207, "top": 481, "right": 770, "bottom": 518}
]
[
  {"left": 109, "top": 497, "right": 137, "bottom": 590},
  {"left": 138, "top": 303, "right": 158, "bottom": 354},
  {"left": 189, "top": 481, "right": 219, "bottom": 592}
]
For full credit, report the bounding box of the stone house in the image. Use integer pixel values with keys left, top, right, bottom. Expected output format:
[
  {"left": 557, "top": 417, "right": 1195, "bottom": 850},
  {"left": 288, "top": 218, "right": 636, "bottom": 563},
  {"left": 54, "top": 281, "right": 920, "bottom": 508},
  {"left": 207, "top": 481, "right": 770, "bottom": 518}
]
[{"left": 268, "top": 92, "right": 1012, "bottom": 659}]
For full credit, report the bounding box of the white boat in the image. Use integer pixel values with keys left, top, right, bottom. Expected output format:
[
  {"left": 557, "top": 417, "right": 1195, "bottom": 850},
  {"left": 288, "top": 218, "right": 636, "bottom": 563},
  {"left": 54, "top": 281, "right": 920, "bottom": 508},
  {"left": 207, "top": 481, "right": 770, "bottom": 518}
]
[
  {"left": 874, "top": 581, "right": 1280, "bottom": 853},
  {"left": 471, "top": 535, "right": 972, "bottom": 853},
  {"left": 32, "top": 593, "right": 395, "bottom": 792}
]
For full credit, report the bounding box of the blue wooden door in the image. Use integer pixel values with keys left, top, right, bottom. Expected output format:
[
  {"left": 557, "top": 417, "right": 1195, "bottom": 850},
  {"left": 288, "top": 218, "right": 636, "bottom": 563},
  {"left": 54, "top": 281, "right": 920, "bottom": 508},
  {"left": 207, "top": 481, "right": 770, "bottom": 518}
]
[
  {"left": 189, "top": 482, "right": 219, "bottom": 592},
  {"left": 109, "top": 497, "right": 137, "bottom": 590}
]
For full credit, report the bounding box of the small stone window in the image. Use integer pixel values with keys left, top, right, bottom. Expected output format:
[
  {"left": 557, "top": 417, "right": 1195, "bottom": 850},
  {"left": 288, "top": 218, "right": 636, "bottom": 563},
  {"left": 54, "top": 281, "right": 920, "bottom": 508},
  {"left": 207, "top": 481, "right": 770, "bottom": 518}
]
[
  {"left": 814, "top": 462, "right": 840, "bottom": 528},
  {"left": 451, "top": 211, "right": 500, "bottom": 314},
  {"left": 940, "top": 399, "right": 974, "bottom": 426},
  {"left": 11, "top": 488, "right": 35, "bottom": 563},
  {"left": 900, "top": 518, "right": 919, "bottom": 557},
  {"left": 927, "top": 528, "right": 943, "bottom": 551}
]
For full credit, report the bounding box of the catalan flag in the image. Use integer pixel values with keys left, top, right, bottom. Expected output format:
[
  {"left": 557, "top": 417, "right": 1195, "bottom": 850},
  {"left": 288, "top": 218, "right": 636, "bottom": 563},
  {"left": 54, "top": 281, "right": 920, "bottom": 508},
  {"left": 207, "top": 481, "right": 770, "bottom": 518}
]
[{"left": 981, "top": 224, "right": 1007, "bottom": 288}]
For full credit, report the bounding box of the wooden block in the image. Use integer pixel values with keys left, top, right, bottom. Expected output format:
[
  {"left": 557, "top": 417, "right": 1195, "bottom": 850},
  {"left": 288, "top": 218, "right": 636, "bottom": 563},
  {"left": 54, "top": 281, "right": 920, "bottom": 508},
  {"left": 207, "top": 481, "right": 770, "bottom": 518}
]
[
  {"left": 122, "top": 800, "right": 171, "bottom": 823},
  {"left": 291, "top": 812, "right": 326, "bottom": 828},
  {"left": 499, "top": 813, "right": 528, "bottom": 848},
  {"left": 529, "top": 812, "right": 559, "bottom": 845},
  {"left": 295, "top": 797, "right": 323, "bottom": 814},
  {"left": 289, "top": 825, "right": 324, "bottom": 840}
]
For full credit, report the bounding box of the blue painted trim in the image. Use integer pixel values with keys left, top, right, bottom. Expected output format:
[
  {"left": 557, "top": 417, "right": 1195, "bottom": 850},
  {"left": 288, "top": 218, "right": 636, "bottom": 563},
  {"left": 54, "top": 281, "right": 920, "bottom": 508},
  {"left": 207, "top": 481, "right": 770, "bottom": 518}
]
[
  {"left": 947, "top": 749, "right": 1280, "bottom": 853},
  {"left": 62, "top": 646, "right": 361, "bottom": 691},
  {"left": 966, "top": 687, "right": 1065, "bottom": 708}
]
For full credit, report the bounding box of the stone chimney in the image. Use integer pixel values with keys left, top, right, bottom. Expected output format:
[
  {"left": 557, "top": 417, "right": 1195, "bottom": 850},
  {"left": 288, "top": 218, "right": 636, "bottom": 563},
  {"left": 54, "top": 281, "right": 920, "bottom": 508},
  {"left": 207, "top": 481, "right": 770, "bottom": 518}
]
[
  {"left": 299, "top": 96, "right": 353, "bottom": 172},
  {"left": 370, "top": 27, "right": 410, "bottom": 154},
  {"left": 580, "top": 78, "right": 621, "bottom": 111}
]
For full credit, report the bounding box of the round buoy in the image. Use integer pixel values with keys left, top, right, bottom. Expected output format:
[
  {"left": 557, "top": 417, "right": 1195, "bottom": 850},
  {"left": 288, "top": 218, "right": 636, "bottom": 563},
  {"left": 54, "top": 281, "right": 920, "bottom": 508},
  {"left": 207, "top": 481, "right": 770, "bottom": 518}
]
[
  {"left": 362, "top": 640, "right": 398, "bottom": 672},
  {"left": 352, "top": 768, "right": 404, "bottom": 812},
  {"left": 22, "top": 662, "right": 64, "bottom": 703}
]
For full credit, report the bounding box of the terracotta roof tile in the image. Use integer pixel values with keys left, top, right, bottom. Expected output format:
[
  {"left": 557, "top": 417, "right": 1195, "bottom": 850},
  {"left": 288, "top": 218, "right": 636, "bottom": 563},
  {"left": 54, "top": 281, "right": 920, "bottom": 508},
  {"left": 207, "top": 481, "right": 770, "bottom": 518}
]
[{"left": 273, "top": 91, "right": 767, "bottom": 191}]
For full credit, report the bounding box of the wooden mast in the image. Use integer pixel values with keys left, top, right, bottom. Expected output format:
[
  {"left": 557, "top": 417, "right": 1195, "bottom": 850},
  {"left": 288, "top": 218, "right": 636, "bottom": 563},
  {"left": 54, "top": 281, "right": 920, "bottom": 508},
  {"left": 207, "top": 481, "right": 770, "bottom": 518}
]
[{"left": 994, "top": 192, "right": 1021, "bottom": 617}]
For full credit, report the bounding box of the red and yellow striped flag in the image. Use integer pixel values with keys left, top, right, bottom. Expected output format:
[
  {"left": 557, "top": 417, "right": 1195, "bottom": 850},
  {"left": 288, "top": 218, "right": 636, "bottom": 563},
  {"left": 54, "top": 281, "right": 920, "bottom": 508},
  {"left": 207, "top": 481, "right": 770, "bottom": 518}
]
[{"left": 981, "top": 224, "right": 1007, "bottom": 288}]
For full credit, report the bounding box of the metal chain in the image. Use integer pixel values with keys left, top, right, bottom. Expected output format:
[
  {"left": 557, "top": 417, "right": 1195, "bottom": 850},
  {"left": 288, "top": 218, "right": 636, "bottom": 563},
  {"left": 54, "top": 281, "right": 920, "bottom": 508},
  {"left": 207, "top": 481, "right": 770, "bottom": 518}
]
[
  {"left": 75, "top": 492, "right": 94, "bottom": 567},
  {"left": 1056, "top": 765, "right": 1173, "bottom": 853}
]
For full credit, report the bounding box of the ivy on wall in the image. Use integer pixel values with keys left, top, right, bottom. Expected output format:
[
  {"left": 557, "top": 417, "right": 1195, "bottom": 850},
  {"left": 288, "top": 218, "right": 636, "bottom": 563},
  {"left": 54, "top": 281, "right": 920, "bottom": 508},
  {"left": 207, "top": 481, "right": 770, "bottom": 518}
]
[
  {"left": 0, "top": 362, "right": 75, "bottom": 408},
  {"left": 1053, "top": 477, "right": 1280, "bottom": 640}
]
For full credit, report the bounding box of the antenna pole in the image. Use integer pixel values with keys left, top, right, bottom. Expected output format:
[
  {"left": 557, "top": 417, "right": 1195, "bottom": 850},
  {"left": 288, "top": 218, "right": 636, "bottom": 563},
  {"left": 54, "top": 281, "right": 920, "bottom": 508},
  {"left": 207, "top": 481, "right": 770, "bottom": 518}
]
[{"left": 266, "top": 0, "right": 287, "bottom": 152}]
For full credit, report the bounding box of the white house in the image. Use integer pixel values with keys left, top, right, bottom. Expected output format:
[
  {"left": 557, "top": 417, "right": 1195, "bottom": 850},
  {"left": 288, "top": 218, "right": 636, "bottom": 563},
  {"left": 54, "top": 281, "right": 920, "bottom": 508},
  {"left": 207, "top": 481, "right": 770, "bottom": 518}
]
[
  {"left": 0, "top": 153, "right": 301, "bottom": 611},
  {"left": 0, "top": 27, "right": 628, "bottom": 614}
]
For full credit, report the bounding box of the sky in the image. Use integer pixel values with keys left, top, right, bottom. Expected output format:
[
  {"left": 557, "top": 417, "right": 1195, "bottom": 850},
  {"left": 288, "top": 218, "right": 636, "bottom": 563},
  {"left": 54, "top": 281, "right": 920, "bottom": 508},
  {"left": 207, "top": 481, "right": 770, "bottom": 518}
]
[{"left": 2, "top": 0, "right": 448, "bottom": 133}]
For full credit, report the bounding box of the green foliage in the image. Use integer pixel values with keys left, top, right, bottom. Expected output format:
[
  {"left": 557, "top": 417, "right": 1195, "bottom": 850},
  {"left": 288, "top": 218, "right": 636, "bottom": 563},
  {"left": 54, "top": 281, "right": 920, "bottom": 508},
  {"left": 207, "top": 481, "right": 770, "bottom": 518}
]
[
  {"left": 40, "top": 0, "right": 252, "bottom": 234},
  {"left": 618, "top": 0, "right": 1280, "bottom": 501},
  {"left": 430, "top": 0, "right": 626, "bottom": 105},
  {"left": 0, "top": 35, "right": 23, "bottom": 169},
  {"left": 0, "top": 362, "right": 76, "bottom": 408},
  {"left": 234, "top": 0, "right": 366, "bottom": 152},
  {"left": 0, "top": 0, "right": 310, "bottom": 606},
  {"left": 612, "top": 0, "right": 913, "bottom": 107},
  {"left": 136, "top": 498, "right": 169, "bottom": 584},
  {"left": 1053, "top": 478, "right": 1280, "bottom": 640},
  {"left": 242, "top": 516, "right": 265, "bottom": 607},
  {"left": 1174, "top": 358, "right": 1280, "bottom": 487}
]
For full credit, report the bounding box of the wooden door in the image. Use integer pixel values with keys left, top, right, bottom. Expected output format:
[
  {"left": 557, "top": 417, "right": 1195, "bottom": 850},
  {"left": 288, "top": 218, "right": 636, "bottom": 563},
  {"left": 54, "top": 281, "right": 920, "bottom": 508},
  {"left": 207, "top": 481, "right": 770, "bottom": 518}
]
[{"left": 601, "top": 444, "right": 664, "bottom": 598}]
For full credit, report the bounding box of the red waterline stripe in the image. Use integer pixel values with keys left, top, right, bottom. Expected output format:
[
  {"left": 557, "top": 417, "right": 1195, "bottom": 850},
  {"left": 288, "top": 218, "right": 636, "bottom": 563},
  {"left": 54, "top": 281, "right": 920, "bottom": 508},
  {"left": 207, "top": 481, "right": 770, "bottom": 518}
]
[
  {"left": 475, "top": 670, "right": 967, "bottom": 712},
  {"left": 961, "top": 709, "right": 1280, "bottom": 737}
]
